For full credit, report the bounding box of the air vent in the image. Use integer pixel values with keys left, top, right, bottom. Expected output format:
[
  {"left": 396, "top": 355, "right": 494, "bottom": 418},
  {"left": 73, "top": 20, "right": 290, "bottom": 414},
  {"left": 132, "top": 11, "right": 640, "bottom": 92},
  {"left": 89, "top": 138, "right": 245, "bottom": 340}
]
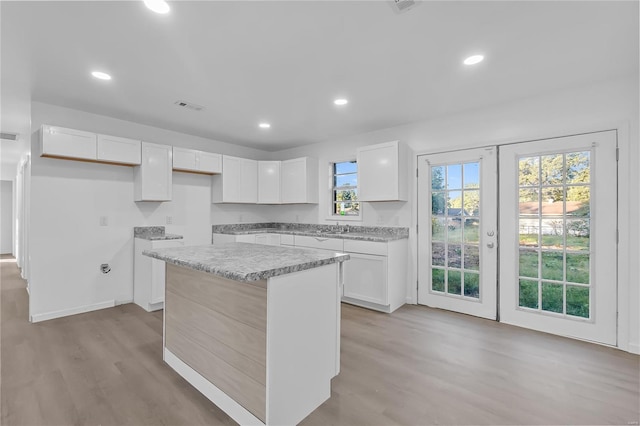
[
  {"left": 174, "top": 100, "right": 205, "bottom": 112},
  {"left": 389, "top": 0, "right": 420, "bottom": 14},
  {"left": 0, "top": 132, "right": 19, "bottom": 141}
]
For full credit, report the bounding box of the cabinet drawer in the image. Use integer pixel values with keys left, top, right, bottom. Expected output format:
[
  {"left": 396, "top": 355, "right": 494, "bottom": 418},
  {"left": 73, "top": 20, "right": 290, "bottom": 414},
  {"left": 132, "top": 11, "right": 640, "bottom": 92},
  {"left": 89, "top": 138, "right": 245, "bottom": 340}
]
[
  {"left": 280, "top": 234, "right": 294, "bottom": 246},
  {"left": 294, "top": 235, "right": 344, "bottom": 251},
  {"left": 343, "top": 239, "right": 387, "bottom": 256}
]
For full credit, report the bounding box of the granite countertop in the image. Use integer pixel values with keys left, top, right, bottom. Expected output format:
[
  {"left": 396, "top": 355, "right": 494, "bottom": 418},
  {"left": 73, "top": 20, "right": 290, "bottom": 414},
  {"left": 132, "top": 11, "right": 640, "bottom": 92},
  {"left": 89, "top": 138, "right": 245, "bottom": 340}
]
[
  {"left": 134, "top": 226, "right": 183, "bottom": 241},
  {"left": 143, "top": 243, "right": 350, "bottom": 282},
  {"left": 211, "top": 223, "right": 409, "bottom": 242}
]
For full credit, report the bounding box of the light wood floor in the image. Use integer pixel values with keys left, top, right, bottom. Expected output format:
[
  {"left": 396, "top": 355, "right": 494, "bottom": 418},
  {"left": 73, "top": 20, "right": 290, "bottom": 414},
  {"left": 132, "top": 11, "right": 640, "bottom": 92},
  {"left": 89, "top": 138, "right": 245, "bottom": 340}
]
[{"left": 2, "top": 255, "right": 638, "bottom": 425}]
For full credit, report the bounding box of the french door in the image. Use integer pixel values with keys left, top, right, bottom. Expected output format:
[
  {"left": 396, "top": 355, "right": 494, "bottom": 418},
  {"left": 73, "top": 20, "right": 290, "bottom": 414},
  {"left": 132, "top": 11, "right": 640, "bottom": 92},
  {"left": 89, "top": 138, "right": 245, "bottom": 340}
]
[
  {"left": 418, "top": 131, "right": 618, "bottom": 346},
  {"left": 417, "top": 147, "right": 498, "bottom": 320}
]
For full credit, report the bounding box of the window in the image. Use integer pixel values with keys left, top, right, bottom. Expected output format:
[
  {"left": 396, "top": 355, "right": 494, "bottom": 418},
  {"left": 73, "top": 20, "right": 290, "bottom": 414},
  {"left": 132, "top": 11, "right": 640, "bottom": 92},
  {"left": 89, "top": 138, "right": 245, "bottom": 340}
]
[{"left": 332, "top": 160, "right": 360, "bottom": 217}]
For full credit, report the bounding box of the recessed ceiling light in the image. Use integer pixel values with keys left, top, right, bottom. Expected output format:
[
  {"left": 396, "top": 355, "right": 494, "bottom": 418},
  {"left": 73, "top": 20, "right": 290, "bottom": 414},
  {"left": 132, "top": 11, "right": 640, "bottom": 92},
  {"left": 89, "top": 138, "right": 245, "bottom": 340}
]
[
  {"left": 144, "top": 0, "right": 170, "bottom": 14},
  {"left": 91, "top": 71, "right": 112, "bottom": 80},
  {"left": 259, "top": 123, "right": 271, "bottom": 129},
  {"left": 334, "top": 98, "right": 348, "bottom": 106},
  {"left": 463, "top": 55, "right": 484, "bottom": 65}
]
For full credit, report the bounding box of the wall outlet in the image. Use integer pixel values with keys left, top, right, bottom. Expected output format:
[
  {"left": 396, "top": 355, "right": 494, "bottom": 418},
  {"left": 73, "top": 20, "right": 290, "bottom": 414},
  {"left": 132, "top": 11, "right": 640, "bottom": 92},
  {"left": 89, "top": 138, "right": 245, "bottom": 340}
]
[
  {"left": 166, "top": 215, "right": 173, "bottom": 225},
  {"left": 99, "top": 216, "right": 108, "bottom": 226}
]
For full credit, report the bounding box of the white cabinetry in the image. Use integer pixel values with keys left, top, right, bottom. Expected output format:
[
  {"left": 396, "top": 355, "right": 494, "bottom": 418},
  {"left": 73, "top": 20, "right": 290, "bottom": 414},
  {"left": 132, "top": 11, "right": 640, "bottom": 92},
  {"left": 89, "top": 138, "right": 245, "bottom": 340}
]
[
  {"left": 294, "top": 235, "right": 344, "bottom": 252},
  {"left": 134, "top": 238, "right": 184, "bottom": 311},
  {"left": 173, "top": 147, "right": 222, "bottom": 174},
  {"left": 212, "top": 233, "right": 281, "bottom": 245},
  {"left": 212, "top": 156, "right": 258, "bottom": 203},
  {"left": 255, "top": 233, "right": 281, "bottom": 245},
  {"left": 97, "top": 134, "right": 141, "bottom": 165},
  {"left": 258, "top": 161, "right": 281, "bottom": 204},
  {"left": 134, "top": 142, "right": 173, "bottom": 201},
  {"left": 281, "top": 157, "right": 318, "bottom": 204},
  {"left": 357, "top": 140, "right": 408, "bottom": 201},
  {"left": 342, "top": 238, "right": 407, "bottom": 313},
  {"left": 41, "top": 125, "right": 97, "bottom": 160},
  {"left": 41, "top": 125, "right": 142, "bottom": 165}
]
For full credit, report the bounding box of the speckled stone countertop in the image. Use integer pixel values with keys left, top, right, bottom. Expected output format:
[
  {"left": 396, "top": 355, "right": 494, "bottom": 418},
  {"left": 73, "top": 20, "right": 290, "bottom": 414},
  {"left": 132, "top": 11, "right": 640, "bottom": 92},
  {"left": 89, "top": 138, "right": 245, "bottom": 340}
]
[
  {"left": 143, "top": 243, "right": 350, "bottom": 282},
  {"left": 134, "top": 226, "right": 183, "bottom": 241},
  {"left": 211, "top": 223, "right": 409, "bottom": 242}
]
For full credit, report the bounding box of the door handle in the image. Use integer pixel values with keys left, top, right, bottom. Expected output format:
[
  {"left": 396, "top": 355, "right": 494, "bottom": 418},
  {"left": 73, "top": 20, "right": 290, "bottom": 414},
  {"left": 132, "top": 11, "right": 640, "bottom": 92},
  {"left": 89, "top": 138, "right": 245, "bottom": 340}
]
[
  {"left": 487, "top": 242, "right": 495, "bottom": 248},
  {"left": 487, "top": 231, "right": 495, "bottom": 237}
]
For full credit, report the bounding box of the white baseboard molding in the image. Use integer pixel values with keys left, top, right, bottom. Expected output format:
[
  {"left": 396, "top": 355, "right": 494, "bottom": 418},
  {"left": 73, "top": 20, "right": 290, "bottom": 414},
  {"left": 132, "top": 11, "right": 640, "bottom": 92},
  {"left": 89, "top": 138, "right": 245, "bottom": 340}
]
[
  {"left": 30, "top": 300, "right": 115, "bottom": 323},
  {"left": 628, "top": 342, "right": 640, "bottom": 355},
  {"left": 164, "top": 348, "right": 264, "bottom": 426}
]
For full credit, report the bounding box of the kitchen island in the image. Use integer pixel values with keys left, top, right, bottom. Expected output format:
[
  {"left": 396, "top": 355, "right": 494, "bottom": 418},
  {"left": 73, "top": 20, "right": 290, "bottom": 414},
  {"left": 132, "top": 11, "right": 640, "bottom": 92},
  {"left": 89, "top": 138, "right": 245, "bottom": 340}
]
[{"left": 143, "top": 243, "right": 349, "bottom": 426}]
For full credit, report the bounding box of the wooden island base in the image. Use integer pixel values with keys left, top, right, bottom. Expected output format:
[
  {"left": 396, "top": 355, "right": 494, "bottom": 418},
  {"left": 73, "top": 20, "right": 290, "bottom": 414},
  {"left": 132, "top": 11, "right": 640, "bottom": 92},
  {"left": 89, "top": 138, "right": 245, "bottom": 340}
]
[{"left": 163, "top": 262, "right": 341, "bottom": 426}]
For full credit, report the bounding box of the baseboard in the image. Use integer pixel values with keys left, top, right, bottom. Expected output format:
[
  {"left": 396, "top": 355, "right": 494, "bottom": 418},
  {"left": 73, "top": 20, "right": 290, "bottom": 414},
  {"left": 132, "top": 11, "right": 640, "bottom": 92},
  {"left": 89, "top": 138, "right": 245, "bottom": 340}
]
[
  {"left": 164, "top": 348, "right": 264, "bottom": 426},
  {"left": 30, "top": 300, "right": 116, "bottom": 323},
  {"left": 628, "top": 342, "right": 640, "bottom": 355}
]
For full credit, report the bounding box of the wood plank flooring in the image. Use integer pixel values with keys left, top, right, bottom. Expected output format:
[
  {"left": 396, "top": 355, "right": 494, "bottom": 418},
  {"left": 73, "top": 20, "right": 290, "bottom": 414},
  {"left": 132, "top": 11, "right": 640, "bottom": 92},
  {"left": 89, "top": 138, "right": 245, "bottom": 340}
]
[{"left": 2, "top": 255, "right": 639, "bottom": 425}]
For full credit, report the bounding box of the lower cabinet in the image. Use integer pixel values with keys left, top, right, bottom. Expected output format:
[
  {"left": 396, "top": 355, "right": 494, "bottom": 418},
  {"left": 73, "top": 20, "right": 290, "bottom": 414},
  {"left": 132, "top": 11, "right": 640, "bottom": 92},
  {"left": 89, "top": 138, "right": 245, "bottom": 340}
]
[
  {"left": 212, "top": 233, "right": 280, "bottom": 245},
  {"left": 343, "top": 252, "right": 388, "bottom": 305},
  {"left": 134, "top": 238, "right": 184, "bottom": 311}
]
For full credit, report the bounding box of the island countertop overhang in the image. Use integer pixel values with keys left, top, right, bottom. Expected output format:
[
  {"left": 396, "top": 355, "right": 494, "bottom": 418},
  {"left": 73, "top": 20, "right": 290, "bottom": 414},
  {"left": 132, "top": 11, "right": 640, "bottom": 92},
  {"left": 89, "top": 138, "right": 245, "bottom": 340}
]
[{"left": 143, "top": 242, "right": 350, "bottom": 282}]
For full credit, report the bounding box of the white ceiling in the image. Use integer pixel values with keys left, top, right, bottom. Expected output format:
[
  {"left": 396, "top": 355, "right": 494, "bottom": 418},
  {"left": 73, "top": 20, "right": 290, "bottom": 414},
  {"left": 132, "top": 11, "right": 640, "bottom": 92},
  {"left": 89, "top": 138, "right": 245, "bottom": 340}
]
[{"left": 1, "top": 1, "right": 638, "bottom": 167}]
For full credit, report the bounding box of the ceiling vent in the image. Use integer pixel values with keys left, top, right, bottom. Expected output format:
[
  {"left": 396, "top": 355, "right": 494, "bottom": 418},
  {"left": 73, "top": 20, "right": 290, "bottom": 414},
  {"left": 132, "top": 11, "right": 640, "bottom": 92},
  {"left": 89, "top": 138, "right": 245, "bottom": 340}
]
[
  {"left": 174, "top": 100, "right": 205, "bottom": 112},
  {"left": 389, "top": 0, "right": 420, "bottom": 14},
  {"left": 0, "top": 132, "right": 19, "bottom": 142}
]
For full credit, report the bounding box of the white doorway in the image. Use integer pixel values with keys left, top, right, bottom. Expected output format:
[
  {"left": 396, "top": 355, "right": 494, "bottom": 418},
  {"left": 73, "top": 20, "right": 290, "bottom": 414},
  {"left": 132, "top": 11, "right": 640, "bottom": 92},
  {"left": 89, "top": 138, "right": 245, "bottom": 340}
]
[
  {"left": 1, "top": 180, "right": 14, "bottom": 254},
  {"left": 417, "top": 131, "right": 618, "bottom": 346}
]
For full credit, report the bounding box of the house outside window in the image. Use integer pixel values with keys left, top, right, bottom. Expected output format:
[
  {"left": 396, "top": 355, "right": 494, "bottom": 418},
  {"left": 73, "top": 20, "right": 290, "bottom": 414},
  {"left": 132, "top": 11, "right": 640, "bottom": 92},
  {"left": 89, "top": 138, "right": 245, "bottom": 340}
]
[{"left": 331, "top": 160, "right": 360, "bottom": 218}]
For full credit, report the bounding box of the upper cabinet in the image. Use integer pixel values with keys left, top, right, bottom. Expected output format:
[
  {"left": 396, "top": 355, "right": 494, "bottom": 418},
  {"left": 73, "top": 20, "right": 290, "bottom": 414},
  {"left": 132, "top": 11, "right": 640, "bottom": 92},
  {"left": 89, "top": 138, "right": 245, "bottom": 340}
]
[
  {"left": 357, "top": 140, "right": 408, "bottom": 202},
  {"left": 281, "top": 157, "right": 318, "bottom": 204},
  {"left": 173, "top": 147, "right": 222, "bottom": 174},
  {"left": 41, "top": 125, "right": 142, "bottom": 165},
  {"left": 258, "top": 161, "right": 281, "bottom": 204},
  {"left": 97, "top": 134, "right": 141, "bottom": 165},
  {"left": 41, "top": 125, "right": 97, "bottom": 161},
  {"left": 134, "top": 142, "right": 173, "bottom": 202},
  {"left": 212, "top": 155, "right": 258, "bottom": 203}
]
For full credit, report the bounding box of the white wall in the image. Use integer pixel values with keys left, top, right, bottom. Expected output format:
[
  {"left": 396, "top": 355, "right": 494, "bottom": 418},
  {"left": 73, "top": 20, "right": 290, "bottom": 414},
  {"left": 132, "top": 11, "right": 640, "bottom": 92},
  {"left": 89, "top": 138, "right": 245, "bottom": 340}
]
[
  {"left": 28, "top": 102, "right": 272, "bottom": 321},
  {"left": 0, "top": 180, "right": 13, "bottom": 254},
  {"left": 270, "top": 75, "right": 639, "bottom": 353}
]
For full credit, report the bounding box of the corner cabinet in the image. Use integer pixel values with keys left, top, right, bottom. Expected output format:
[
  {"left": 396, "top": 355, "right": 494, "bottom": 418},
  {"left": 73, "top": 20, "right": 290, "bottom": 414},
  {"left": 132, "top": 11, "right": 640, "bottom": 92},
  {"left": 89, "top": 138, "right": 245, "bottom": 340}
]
[
  {"left": 258, "top": 161, "right": 281, "bottom": 204},
  {"left": 357, "top": 140, "right": 408, "bottom": 201},
  {"left": 281, "top": 157, "right": 318, "bottom": 204},
  {"left": 211, "top": 156, "right": 258, "bottom": 203},
  {"left": 134, "top": 142, "right": 173, "bottom": 201},
  {"left": 173, "top": 147, "right": 222, "bottom": 174}
]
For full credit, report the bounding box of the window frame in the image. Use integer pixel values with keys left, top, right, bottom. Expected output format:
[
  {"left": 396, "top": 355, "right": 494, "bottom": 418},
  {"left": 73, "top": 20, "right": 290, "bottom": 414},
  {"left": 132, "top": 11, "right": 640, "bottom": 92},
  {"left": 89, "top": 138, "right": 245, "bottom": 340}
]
[{"left": 326, "top": 158, "right": 362, "bottom": 222}]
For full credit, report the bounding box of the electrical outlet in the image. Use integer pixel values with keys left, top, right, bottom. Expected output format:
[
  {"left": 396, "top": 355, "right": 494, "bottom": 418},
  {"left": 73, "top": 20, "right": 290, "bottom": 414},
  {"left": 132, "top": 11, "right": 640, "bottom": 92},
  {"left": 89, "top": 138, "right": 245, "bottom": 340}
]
[
  {"left": 166, "top": 216, "right": 173, "bottom": 225},
  {"left": 99, "top": 216, "right": 108, "bottom": 226}
]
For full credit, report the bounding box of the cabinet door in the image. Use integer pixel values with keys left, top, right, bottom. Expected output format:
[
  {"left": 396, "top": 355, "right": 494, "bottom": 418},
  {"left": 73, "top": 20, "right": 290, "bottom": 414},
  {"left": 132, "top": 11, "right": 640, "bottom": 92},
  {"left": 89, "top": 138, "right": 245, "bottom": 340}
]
[
  {"left": 221, "top": 156, "right": 241, "bottom": 202},
  {"left": 41, "top": 125, "right": 97, "bottom": 160},
  {"left": 254, "top": 234, "right": 269, "bottom": 245},
  {"left": 97, "top": 134, "right": 141, "bottom": 165},
  {"left": 357, "top": 140, "right": 407, "bottom": 201},
  {"left": 136, "top": 142, "right": 172, "bottom": 201},
  {"left": 236, "top": 234, "right": 256, "bottom": 244},
  {"left": 172, "top": 147, "right": 198, "bottom": 171},
  {"left": 281, "top": 158, "right": 306, "bottom": 203},
  {"left": 239, "top": 158, "right": 258, "bottom": 203},
  {"left": 343, "top": 252, "right": 388, "bottom": 305},
  {"left": 198, "top": 152, "right": 222, "bottom": 174},
  {"left": 258, "top": 161, "right": 281, "bottom": 204}
]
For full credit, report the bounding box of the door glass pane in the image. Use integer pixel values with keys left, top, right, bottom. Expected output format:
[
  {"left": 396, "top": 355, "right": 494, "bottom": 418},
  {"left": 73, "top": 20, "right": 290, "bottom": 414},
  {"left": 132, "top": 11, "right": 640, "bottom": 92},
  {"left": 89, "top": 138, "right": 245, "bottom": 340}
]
[
  {"left": 516, "top": 150, "right": 593, "bottom": 320},
  {"left": 430, "top": 161, "right": 482, "bottom": 300}
]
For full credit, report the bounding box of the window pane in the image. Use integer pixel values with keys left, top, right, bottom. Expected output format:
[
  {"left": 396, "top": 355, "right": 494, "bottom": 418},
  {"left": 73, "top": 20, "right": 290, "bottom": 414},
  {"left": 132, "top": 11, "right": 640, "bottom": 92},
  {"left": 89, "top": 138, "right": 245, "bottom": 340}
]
[
  {"left": 566, "top": 186, "right": 590, "bottom": 217},
  {"left": 333, "top": 202, "right": 359, "bottom": 216},
  {"left": 566, "top": 253, "right": 589, "bottom": 284},
  {"left": 463, "top": 219, "right": 480, "bottom": 243},
  {"left": 566, "top": 286, "right": 589, "bottom": 318},
  {"left": 448, "top": 270, "right": 462, "bottom": 295},
  {"left": 432, "top": 166, "right": 445, "bottom": 190},
  {"left": 519, "top": 189, "right": 539, "bottom": 215},
  {"left": 519, "top": 157, "right": 539, "bottom": 186},
  {"left": 334, "top": 174, "right": 357, "bottom": 188},
  {"left": 566, "top": 152, "right": 590, "bottom": 184},
  {"left": 447, "top": 244, "right": 462, "bottom": 268},
  {"left": 541, "top": 154, "right": 564, "bottom": 185},
  {"left": 464, "top": 272, "right": 479, "bottom": 298},
  {"left": 519, "top": 219, "right": 539, "bottom": 247},
  {"left": 541, "top": 219, "right": 564, "bottom": 249},
  {"left": 432, "top": 268, "right": 445, "bottom": 292},
  {"left": 335, "top": 189, "right": 358, "bottom": 202},
  {"left": 541, "top": 251, "right": 563, "bottom": 281},
  {"left": 432, "top": 192, "right": 445, "bottom": 215},
  {"left": 447, "top": 164, "right": 462, "bottom": 190},
  {"left": 432, "top": 217, "right": 446, "bottom": 241},
  {"left": 542, "top": 282, "right": 563, "bottom": 313},
  {"left": 446, "top": 191, "right": 462, "bottom": 216},
  {"left": 566, "top": 219, "right": 590, "bottom": 251},
  {"left": 463, "top": 162, "right": 480, "bottom": 187},
  {"left": 519, "top": 279, "right": 539, "bottom": 309},
  {"left": 335, "top": 161, "right": 357, "bottom": 175},
  {"left": 432, "top": 242, "right": 445, "bottom": 266},
  {"left": 462, "top": 190, "right": 479, "bottom": 216},
  {"left": 463, "top": 244, "right": 479, "bottom": 270},
  {"left": 519, "top": 249, "right": 538, "bottom": 278}
]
